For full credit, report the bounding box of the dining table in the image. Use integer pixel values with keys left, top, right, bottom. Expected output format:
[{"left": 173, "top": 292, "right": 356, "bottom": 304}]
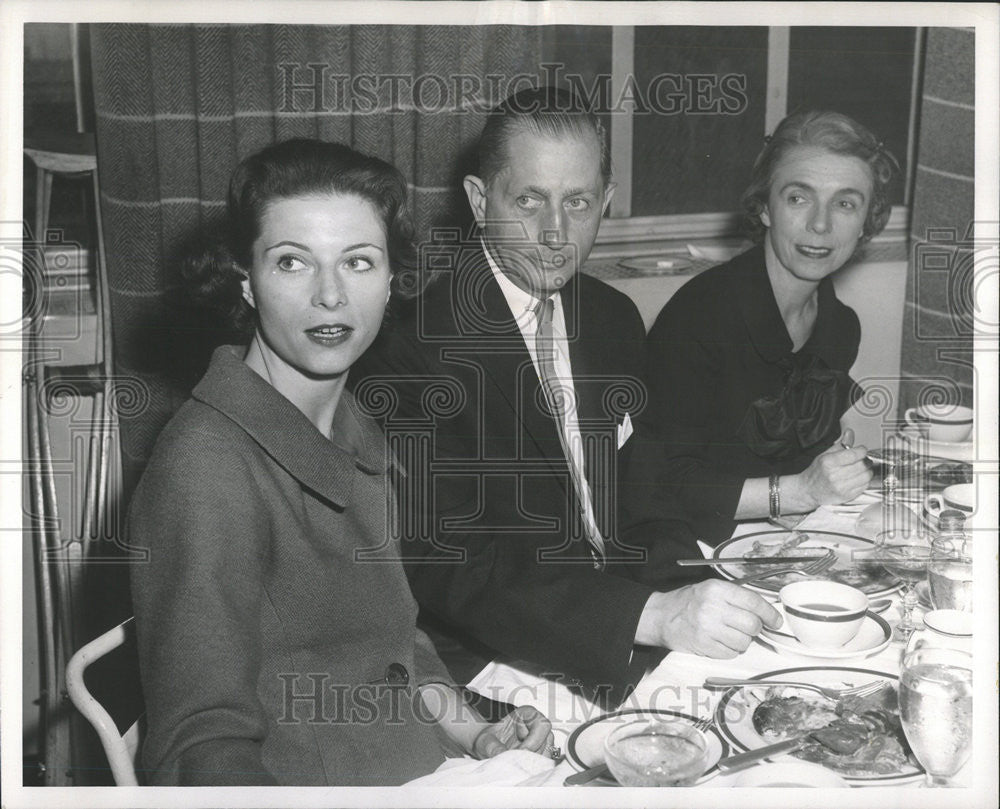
[{"left": 420, "top": 495, "right": 981, "bottom": 791}]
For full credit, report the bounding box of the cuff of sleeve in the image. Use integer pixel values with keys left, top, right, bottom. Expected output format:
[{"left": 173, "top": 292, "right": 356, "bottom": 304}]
[{"left": 562, "top": 575, "right": 655, "bottom": 709}]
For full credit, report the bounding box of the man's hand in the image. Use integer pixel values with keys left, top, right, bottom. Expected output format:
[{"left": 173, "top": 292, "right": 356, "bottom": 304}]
[
  {"left": 635, "top": 581, "right": 782, "bottom": 658},
  {"left": 472, "top": 705, "right": 555, "bottom": 759}
]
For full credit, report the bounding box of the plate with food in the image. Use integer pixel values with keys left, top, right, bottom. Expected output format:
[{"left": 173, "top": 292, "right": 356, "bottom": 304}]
[
  {"left": 566, "top": 708, "right": 728, "bottom": 785},
  {"left": 758, "top": 606, "right": 892, "bottom": 660},
  {"left": 732, "top": 760, "right": 850, "bottom": 787},
  {"left": 870, "top": 460, "right": 973, "bottom": 505},
  {"left": 712, "top": 530, "right": 900, "bottom": 598},
  {"left": 714, "top": 666, "right": 922, "bottom": 785}
]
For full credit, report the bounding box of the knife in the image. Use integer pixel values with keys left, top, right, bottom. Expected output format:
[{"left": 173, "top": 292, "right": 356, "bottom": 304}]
[
  {"left": 563, "top": 763, "right": 612, "bottom": 786},
  {"left": 717, "top": 720, "right": 871, "bottom": 773},
  {"left": 676, "top": 555, "right": 829, "bottom": 566},
  {"left": 716, "top": 735, "right": 811, "bottom": 772}
]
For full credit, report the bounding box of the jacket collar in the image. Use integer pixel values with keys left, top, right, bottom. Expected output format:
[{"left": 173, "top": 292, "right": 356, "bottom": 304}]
[
  {"left": 454, "top": 243, "right": 582, "bottom": 337},
  {"left": 737, "top": 244, "right": 842, "bottom": 365},
  {"left": 192, "top": 346, "right": 386, "bottom": 507}
]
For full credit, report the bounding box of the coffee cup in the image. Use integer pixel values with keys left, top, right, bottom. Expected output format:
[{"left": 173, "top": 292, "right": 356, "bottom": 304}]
[
  {"left": 924, "top": 483, "right": 975, "bottom": 522},
  {"left": 904, "top": 404, "right": 973, "bottom": 443},
  {"left": 905, "top": 609, "right": 973, "bottom": 654},
  {"left": 779, "top": 581, "right": 868, "bottom": 649}
]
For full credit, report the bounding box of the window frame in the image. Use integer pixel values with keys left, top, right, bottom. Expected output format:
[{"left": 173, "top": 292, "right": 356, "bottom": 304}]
[{"left": 597, "top": 25, "right": 922, "bottom": 252}]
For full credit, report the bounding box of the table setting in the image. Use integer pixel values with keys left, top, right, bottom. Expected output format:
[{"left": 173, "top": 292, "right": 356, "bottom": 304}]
[{"left": 438, "top": 425, "right": 983, "bottom": 791}]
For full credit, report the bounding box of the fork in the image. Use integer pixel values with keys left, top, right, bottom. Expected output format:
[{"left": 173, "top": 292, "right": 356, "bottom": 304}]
[
  {"left": 731, "top": 550, "right": 837, "bottom": 586},
  {"left": 692, "top": 716, "right": 715, "bottom": 733},
  {"left": 703, "top": 676, "right": 889, "bottom": 701}
]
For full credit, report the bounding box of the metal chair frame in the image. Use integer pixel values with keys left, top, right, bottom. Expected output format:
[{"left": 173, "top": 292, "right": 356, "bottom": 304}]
[
  {"left": 65, "top": 618, "right": 142, "bottom": 786},
  {"left": 23, "top": 134, "right": 117, "bottom": 785}
]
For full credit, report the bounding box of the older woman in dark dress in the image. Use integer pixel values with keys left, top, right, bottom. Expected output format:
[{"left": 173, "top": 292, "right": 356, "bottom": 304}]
[
  {"left": 627, "top": 111, "right": 899, "bottom": 543},
  {"left": 129, "top": 139, "right": 552, "bottom": 786}
]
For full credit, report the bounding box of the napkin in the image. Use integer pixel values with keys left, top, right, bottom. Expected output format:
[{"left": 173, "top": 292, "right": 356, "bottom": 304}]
[
  {"left": 403, "top": 749, "right": 556, "bottom": 786},
  {"left": 467, "top": 660, "right": 603, "bottom": 733}
]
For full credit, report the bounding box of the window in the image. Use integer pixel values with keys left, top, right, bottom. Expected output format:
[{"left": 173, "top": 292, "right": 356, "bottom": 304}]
[{"left": 545, "top": 25, "right": 917, "bottom": 244}]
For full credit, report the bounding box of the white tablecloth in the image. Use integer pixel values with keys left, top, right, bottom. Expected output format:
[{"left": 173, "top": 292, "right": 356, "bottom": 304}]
[{"left": 439, "top": 506, "right": 970, "bottom": 788}]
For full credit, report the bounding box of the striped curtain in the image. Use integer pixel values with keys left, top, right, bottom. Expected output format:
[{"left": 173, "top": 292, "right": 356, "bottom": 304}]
[
  {"left": 898, "top": 28, "right": 975, "bottom": 414},
  {"left": 89, "top": 24, "right": 543, "bottom": 496}
]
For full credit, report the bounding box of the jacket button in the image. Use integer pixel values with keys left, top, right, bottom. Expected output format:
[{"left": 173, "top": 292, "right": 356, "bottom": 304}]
[{"left": 384, "top": 663, "right": 409, "bottom": 686}]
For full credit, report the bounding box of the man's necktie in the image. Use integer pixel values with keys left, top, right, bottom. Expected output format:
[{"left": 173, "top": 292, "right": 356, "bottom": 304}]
[{"left": 534, "top": 296, "right": 606, "bottom": 567}]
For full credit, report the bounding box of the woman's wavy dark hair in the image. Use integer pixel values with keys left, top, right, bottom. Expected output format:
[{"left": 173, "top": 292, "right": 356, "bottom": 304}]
[
  {"left": 741, "top": 110, "right": 900, "bottom": 244},
  {"left": 183, "top": 138, "right": 417, "bottom": 335}
]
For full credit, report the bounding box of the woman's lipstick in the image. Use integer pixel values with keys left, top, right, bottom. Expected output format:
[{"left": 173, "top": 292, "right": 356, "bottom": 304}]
[
  {"left": 795, "top": 245, "right": 833, "bottom": 259},
  {"left": 305, "top": 324, "right": 353, "bottom": 346}
]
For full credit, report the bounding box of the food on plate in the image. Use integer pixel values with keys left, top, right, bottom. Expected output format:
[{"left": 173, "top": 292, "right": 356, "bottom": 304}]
[
  {"left": 739, "top": 533, "right": 895, "bottom": 593},
  {"left": 825, "top": 565, "right": 881, "bottom": 589},
  {"left": 752, "top": 691, "right": 840, "bottom": 735},
  {"left": 926, "top": 462, "right": 972, "bottom": 488},
  {"left": 751, "top": 685, "right": 914, "bottom": 776},
  {"left": 744, "top": 533, "right": 816, "bottom": 560}
]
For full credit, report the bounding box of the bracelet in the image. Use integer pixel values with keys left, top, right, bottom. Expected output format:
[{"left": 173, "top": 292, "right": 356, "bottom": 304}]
[{"left": 768, "top": 474, "right": 781, "bottom": 520}]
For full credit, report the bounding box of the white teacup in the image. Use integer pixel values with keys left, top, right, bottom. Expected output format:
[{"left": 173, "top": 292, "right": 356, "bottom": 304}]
[
  {"left": 905, "top": 609, "right": 973, "bottom": 654},
  {"left": 904, "top": 404, "right": 973, "bottom": 443},
  {"left": 779, "top": 581, "right": 869, "bottom": 649},
  {"left": 924, "top": 483, "right": 975, "bottom": 521}
]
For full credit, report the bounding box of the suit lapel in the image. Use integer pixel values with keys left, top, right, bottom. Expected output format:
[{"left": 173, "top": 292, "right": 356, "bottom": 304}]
[{"left": 453, "top": 254, "right": 571, "bottom": 488}]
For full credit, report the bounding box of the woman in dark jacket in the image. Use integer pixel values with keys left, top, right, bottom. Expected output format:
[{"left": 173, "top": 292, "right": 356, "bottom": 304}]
[
  {"left": 129, "top": 139, "right": 552, "bottom": 786},
  {"left": 629, "top": 111, "right": 898, "bottom": 542}
]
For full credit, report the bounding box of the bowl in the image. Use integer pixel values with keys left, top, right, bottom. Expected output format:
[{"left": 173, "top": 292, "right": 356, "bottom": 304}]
[
  {"left": 779, "top": 581, "right": 868, "bottom": 649},
  {"left": 921, "top": 608, "right": 974, "bottom": 651},
  {"left": 603, "top": 719, "right": 709, "bottom": 787},
  {"left": 925, "top": 483, "right": 975, "bottom": 521}
]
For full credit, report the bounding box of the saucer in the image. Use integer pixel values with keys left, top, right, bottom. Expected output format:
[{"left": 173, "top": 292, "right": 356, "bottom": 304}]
[
  {"left": 898, "top": 427, "right": 973, "bottom": 462},
  {"left": 759, "top": 607, "right": 892, "bottom": 659}
]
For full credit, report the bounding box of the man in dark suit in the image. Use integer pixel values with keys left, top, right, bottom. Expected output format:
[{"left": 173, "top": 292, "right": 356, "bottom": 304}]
[{"left": 352, "top": 87, "right": 780, "bottom": 708}]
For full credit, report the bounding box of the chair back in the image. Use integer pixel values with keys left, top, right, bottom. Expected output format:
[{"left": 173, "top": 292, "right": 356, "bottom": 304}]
[{"left": 65, "top": 617, "right": 144, "bottom": 786}]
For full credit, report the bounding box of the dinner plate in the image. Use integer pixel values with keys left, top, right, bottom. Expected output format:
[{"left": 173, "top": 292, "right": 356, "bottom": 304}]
[
  {"left": 897, "top": 426, "right": 973, "bottom": 462},
  {"left": 566, "top": 708, "right": 728, "bottom": 785},
  {"left": 617, "top": 255, "right": 694, "bottom": 275},
  {"left": 732, "top": 760, "right": 850, "bottom": 787},
  {"left": 712, "top": 530, "right": 901, "bottom": 598},
  {"left": 713, "top": 665, "right": 923, "bottom": 785},
  {"left": 758, "top": 607, "right": 892, "bottom": 660}
]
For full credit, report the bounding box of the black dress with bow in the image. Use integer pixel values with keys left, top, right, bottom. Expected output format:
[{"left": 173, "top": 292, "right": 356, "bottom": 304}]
[{"left": 624, "top": 245, "right": 862, "bottom": 543}]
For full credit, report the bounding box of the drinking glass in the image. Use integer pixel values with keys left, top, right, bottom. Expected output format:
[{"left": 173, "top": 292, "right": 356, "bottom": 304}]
[
  {"left": 899, "top": 645, "right": 973, "bottom": 786},
  {"left": 875, "top": 529, "right": 932, "bottom": 641},
  {"left": 603, "top": 719, "right": 708, "bottom": 787},
  {"left": 929, "top": 536, "right": 973, "bottom": 612},
  {"left": 855, "top": 446, "right": 921, "bottom": 540}
]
